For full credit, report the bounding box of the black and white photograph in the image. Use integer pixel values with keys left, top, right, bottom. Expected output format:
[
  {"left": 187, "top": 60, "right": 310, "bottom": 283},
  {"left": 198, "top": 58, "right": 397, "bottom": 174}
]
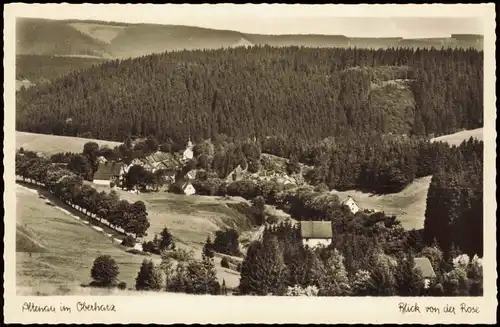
[{"left": 3, "top": 3, "right": 497, "bottom": 324}]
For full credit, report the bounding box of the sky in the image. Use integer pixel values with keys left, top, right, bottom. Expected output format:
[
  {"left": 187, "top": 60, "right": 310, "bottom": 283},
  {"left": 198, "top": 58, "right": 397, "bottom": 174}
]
[{"left": 10, "top": 4, "right": 486, "bottom": 38}]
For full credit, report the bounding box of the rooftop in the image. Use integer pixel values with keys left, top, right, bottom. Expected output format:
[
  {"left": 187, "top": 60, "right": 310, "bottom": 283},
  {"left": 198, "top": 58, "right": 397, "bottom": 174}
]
[
  {"left": 93, "top": 161, "right": 123, "bottom": 181},
  {"left": 414, "top": 257, "right": 436, "bottom": 279},
  {"left": 300, "top": 220, "right": 333, "bottom": 239}
]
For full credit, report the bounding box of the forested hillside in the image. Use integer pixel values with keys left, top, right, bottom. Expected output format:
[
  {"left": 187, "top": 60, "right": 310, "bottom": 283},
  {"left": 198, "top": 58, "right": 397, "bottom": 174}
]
[
  {"left": 16, "top": 55, "right": 105, "bottom": 85},
  {"left": 16, "top": 46, "right": 483, "bottom": 144}
]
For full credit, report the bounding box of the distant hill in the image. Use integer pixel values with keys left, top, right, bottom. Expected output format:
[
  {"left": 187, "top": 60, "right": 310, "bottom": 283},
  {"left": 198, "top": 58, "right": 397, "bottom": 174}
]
[
  {"left": 17, "top": 17, "right": 484, "bottom": 59},
  {"left": 16, "top": 46, "right": 483, "bottom": 144},
  {"left": 16, "top": 18, "right": 112, "bottom": 57},
  {"left": 15, "top": 18, "right": 484, "bottom": 85}
]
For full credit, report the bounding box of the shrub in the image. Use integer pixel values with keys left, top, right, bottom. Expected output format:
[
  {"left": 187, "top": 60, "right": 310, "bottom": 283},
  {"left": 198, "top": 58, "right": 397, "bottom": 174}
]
[
  {"left": 164, "top": 248, "right": 195, "bottom": 262},
  {"left": 121, "top": 235, "right": 136, "bottom": 247},
  {"left": 90, "top": 255, "right": 119, "bottom": 286},
  {"left": 142, "top": 240, "right": 161, "bottom": 255},
  {"left": 110, "top": 182, "right": 115, "bottom": 188},
  {"left": 236, "top": 263, "right": 242, "bottom": 272},
  {"left": 220, "top": 257, "right": 230, "bottom": 269},
  {"left": 285, "top": 285, "right": 319, "bottom": 296},
  {"left": 118, "top": 281, "right": 127, "bottom": 290}
]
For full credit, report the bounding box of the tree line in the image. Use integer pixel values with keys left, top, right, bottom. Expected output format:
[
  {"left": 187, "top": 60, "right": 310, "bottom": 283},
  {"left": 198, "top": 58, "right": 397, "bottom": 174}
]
[
  {"left": 89, "top": 250, "right": 222, "bottom": 295},
  {"left": 16, "top": 150, "right": 150, "bottom": 238},
  {"left": 238, "top": 220, "right": 483, "bottom": 296},
  {"left": 17, "top": 46, "right": 482, "bottom": 144},
  {"left": 424, "top": 137, "right": 483, "bottom": 258}
]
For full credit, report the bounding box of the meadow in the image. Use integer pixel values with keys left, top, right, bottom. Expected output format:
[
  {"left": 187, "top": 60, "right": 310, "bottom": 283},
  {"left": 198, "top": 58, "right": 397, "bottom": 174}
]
[
  {"left": 330, "top": 176, "right": 433, "bottom": 230},
  {"left": 16, "top": 183, "right": 241, "bottom": 295},
  {"left": 431, "top": 127, "right": 484, "bottom": 146},
  {"left": 16, "top": 131, "right": 121, "bottom": 156}
]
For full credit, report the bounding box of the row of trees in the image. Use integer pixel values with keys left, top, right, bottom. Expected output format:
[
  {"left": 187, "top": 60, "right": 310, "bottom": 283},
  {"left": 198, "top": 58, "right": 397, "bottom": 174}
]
[
  {"left": 239, "top": 222, "right": 483, "bottom": 296},
  {"left": 17, "top": 46, "right": 482, "bottom": 144},
  {"left": 16, "top": 150, "right": 150, "bottom": 238},
  {"left": 90, "top": 252, "right": 223, "bottom": 295}
]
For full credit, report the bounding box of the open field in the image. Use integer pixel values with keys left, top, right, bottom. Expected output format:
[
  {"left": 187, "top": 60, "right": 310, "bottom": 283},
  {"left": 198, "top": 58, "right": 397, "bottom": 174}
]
[
  {"left": 69, "top": 22, "right": 127, "bottom": 44},
  {"left": 330, "top": 176, "right": 433, "bottom": 230},
  {"left": 16, "top": 184, "right": 146, "bottom": 295},
  {"left": 431, "top": 127, "right": 483, "bottom": 146},
  {"left": 89, "top": 182, "right": 255, "bottom": 247},
  {"left": 16, "top": 131, "right": 121, "bottom": 155},
  {"left": 16, "top": 183, "right": 241, "bottom": 295}
]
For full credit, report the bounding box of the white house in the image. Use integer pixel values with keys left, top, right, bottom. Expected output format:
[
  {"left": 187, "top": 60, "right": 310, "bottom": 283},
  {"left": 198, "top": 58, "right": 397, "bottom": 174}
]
[
  {"left": 342, "top": 196, "right": 360, "bottom": 214},
  {"left": 182, "top": 138, "right": 194, "bottom": 161},
  {"left": 181, "top": 182, "right": 196, "bottom": 196},
  {"left": 300, "top": 220, "right": 333, "bottom": 248}
]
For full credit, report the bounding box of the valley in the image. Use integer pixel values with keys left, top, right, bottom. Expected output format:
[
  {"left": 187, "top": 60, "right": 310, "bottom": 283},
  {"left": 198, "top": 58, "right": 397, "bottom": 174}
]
[{"left": 12, "top": 13, "right": 486, "bottom": 299}]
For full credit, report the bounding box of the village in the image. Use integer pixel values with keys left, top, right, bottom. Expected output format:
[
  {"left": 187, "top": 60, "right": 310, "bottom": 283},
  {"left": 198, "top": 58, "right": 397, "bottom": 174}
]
[
  {"left": 11, "top": 7, "right": 488, "bottom": 302},
  {"left": 19, "top": 135, "right": 437, "bottom": 290}
]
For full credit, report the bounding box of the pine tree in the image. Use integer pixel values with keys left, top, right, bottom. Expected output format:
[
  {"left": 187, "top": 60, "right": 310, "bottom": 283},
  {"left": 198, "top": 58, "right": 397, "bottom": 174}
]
[
  {"left": 202, "top": 236, "right": 215, "bottom": 261},
  {"left": 239, "top": 236, "right": 287, "bottom": 296},
  {"left": 395, "top": 251, "right": 425, "bottom": 296},
  {"left": 318, "top": 249, "right": 352, "bottom": 296},
  {"left": 160, "top": 252, "right": 175, "bottom": 291},
  {"left": 159, "top": 226, "right": 173, "bottom": 251},
  {"left": 135, "top": 259, "right": 163, "bottom": 291}
]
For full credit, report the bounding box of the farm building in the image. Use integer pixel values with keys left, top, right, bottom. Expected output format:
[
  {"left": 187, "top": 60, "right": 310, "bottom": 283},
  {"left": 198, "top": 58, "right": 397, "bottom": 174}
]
[
  {"left": 341, "top": 196, "right": 361, "bottom": 214},
  {"left": 414, "top": 257, "right": 437, "bottom": 289},
  {"left": 93, "top": 161, "right": 123, "bottom": 186},
  {"left": 300, "top": 220, "right": 333, "bottom": 248}
]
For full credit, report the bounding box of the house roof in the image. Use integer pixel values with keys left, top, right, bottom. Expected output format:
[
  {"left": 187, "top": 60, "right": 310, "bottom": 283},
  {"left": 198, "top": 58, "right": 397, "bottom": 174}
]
[
  {"left": 300, "top": 220, "right": 333, "bottom": 239},
  {"left": 414, "top": 257, "right": 436, "bottom": 279},
  {"left": 93, "top": 162, "right": 123, "bottom": 181},
  {"left": 341, "top": 195, "right": 358, "bottom": 204},
  {"left": 138, "top": 151, "right": 181, "bottom": 170}
]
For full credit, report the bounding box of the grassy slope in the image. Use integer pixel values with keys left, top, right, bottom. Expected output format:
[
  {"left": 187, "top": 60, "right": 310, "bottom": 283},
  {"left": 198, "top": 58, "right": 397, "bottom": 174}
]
[
  {"left": 106, "top": 24, "right": 246, "bottom": 58},
  {"left": 330, "top": 176, "right": 433, "bottom": 230},
  {"left": 16, "top": 184, "right": 146, "bottom": 294},
  {"left": 16, "top": 183, "right": 241, "bottom": 295},
  {"left": 16, "top": 18, "right": 111, "bottom": 57},
  {"left": 88, "top": 182, "right": 253, "bottom": 247},
  {"left": 430, "top": 127, "right": 484, "bottom": 146},
  {"left": 16, "top": 131, "right": 122, "bottom": 155}
]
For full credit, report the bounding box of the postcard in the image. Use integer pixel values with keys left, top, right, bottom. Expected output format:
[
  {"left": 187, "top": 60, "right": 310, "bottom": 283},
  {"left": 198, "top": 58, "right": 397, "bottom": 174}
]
[{"left": 3, "top": 3, "right": 497, "bottom": 324}]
